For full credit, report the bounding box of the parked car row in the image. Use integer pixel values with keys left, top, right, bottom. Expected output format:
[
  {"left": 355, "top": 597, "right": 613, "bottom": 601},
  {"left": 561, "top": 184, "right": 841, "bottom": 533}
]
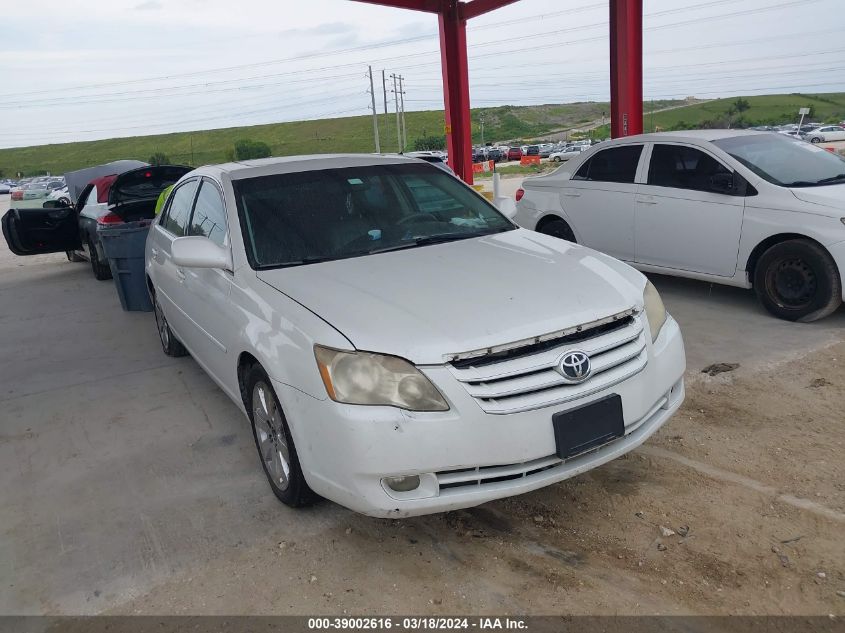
[{"left": 472, "top": 139, "right": 598, "bottom": 164}]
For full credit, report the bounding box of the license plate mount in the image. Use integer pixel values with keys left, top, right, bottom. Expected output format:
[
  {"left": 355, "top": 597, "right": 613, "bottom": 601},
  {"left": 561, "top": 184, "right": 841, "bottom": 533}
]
[{"left": 552, "top": 394, "right": 624, "bottom": 459}]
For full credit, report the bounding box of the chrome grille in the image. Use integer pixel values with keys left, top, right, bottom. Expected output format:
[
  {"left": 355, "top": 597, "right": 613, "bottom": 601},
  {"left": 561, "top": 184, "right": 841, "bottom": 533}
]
[{"left": 447, "top": 311, "right": 647, "bottom": 414}]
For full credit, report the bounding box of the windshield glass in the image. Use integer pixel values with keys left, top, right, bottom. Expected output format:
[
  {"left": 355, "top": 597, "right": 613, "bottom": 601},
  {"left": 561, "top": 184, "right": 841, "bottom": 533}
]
[
  {"left": 712, "top": 133, "right": 845, "bottom": 187},
  {"left": 233, "top": 163, "right": 515, "bottom": 270}
]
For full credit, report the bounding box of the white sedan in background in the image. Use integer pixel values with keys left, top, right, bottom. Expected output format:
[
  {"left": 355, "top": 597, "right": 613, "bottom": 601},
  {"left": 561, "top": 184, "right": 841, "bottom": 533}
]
[
  {"left": 549, "top": 146, "right": 586, "bottom": 162},
  {"left": 803, "top": 125, "right": 845, "bottom": 144},
  {"left": 514, "top": 130, "right": 845, "bottom": 322}
]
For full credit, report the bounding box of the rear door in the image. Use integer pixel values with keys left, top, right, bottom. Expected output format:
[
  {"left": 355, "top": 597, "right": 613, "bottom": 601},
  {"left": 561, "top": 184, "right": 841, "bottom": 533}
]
[
  {"left": 148, "top": 178, "right": 201, "bottom": 338},
  {"left": 2, "top": 204, "right": 81, "bottom": 256},
  {"left": 559, "top": 143, "right": 644, "bottom": 262}
]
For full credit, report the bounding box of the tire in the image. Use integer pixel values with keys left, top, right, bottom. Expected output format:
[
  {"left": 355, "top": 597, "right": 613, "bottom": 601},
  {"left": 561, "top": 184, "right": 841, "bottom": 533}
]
[
  {"left": 538, "top": 218, "right": 576, "bottom": 242},
  {"left": 153, "top": 292, "right": 188, "bottom": 357},
  {"left": 245, "top": 364, "right": 315, "bottom": 508},
  {"left": 553, "top": 156, "right": 562, "bottom": 162},
  {"left": 754, "top": 239, "right": 842, "bottom": 322},
  {"left": 88, "top": 237, "right": 112, "bottom": 281},
  {"left": 66, "top": 250, "right": 85, "bottom": 262},
  {"left": 810, "top": 137, "right": 821, "bottom": 144}
]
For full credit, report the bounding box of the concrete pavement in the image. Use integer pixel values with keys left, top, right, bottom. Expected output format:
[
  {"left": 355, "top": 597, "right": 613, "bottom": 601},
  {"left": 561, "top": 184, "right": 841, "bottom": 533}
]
[{"left": 0, "top": 193, "right": 843, "bottom": 614}]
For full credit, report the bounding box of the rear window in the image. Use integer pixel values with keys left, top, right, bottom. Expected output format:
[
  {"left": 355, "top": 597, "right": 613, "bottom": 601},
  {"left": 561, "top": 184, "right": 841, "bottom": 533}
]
[{"left": 574, "top": 145, "right": 643, "bottom": 184}]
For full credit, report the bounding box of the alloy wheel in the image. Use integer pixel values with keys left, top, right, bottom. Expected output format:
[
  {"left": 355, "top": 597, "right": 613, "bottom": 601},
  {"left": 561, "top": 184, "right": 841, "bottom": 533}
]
[{"left": 252, "top": 381, "right": 291, "bottom": 491}]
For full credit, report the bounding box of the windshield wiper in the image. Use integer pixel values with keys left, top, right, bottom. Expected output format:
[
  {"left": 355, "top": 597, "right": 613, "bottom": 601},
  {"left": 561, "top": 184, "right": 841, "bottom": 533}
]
[
  {"left": 272, "top": 255, "right": 337, "bottom": 268},
  {"left": 815, "top": 173, "right": 845, "bottom": 185},
  {"left": 786, "top": 173, "right": 845, "bottom": 187}
]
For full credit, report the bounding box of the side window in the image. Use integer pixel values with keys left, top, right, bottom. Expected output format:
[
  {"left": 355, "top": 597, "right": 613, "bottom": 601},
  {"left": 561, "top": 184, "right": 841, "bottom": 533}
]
[
  {"left": 573, "top": 145, "right": 643, "bottom": 183},
  {"left": 162, "top": 179, "right": 199, "bottom": 237},
  {"left": 189, "top": 180, "right": 228, "bottom": 246},
  {"left": 648, "top": 144, "right": 732, "bottom": 192}
]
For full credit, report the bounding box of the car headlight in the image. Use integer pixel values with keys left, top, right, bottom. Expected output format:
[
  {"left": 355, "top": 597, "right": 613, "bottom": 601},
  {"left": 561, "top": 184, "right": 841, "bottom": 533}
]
[
  {"left": 643, "top": 281, "right": 667, "bottom": 343},
  {"left": 314, "top": 346, "right": 449, "bottom": 412}
]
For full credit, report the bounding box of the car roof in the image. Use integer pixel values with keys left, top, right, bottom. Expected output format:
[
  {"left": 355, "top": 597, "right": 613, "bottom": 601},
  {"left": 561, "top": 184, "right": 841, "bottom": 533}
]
[
  {"left": 198, "top": 153, "right": 423, "bottom": 181},
  {"left": 602, "top": 129, "right": 770, "bottom": 144}
]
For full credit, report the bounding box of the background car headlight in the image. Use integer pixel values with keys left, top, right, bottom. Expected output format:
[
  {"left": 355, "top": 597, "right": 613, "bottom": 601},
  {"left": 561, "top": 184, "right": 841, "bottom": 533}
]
[
  {"left": 643, "top": 281, "right": 667, "bottom": 342},
  {"left": 314, "top": 346, "right": 449, "bottom": 412}
]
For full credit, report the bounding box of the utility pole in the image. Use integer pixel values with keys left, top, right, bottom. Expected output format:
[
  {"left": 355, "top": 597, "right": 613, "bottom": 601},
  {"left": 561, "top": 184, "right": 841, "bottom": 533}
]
[
  {"left": 398, "top": 75, "right": 407, "bottom": 152},
  {"left": 368, "top": 66, "right": 381, "bottom": 153},
  {"left": 390, "top": 73, "right": 401, "bottom": 152},
  {"left": 382, "top": 70, "right": 390, "bottom": 151},
  {"left": 479, "top": 113, "right": 485, "bottom": 146}
]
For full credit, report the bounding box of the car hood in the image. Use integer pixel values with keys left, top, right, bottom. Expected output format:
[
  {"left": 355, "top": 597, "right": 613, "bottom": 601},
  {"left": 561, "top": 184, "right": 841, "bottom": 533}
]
[
  {"left": 256, "top": 229, "right": 645, "bottom": 365},
  {"left": 790, "top": 183, "right": 845, "bottom": 213}
]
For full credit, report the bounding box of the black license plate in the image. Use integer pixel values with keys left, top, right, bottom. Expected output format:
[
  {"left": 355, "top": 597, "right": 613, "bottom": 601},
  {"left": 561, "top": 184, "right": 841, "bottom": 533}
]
[{"left": 553, "top": 394, "right": 624, "bottom": 459}]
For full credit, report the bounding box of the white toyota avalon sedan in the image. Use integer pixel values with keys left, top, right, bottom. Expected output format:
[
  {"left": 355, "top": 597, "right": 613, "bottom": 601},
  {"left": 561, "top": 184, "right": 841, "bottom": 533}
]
[
  {"left": 514, "top": 131, "right": 845, "bottom": 322},
  {"left": 144, "top": 154, "right": 686, "bottom": 517}
]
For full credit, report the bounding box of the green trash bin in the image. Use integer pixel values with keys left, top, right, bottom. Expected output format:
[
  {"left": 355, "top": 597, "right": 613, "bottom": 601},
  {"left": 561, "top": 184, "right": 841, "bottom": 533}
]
[{"left": 99, "top": 220, "right": 154, "bottom": 312}]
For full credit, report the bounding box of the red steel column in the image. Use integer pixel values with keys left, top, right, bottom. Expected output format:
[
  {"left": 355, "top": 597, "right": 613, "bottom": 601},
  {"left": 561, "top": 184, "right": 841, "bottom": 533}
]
[
  {"left": 609, "top": 0, "right": 643, "bottom": 138},
  {"left": 439, "top": 0, "right": 473, "bottom": 184}
]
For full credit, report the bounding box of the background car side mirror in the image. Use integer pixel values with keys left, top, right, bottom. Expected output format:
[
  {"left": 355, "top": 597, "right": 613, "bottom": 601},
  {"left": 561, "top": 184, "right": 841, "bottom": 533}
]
[
  {"left": 171, "top": 236, "right": 232, "bottom": 270},
  {"left": 709, "top": 172, "right": 734, "bottom": 194}
]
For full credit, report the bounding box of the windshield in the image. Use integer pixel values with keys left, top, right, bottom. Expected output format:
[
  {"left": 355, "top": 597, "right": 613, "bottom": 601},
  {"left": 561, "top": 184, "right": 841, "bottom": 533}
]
[
  {"left": 233, "top": 163, "right": 515, "bottom": 270},
  {"left": 712, "top": 133, "right": 845, "bottom": 187}
]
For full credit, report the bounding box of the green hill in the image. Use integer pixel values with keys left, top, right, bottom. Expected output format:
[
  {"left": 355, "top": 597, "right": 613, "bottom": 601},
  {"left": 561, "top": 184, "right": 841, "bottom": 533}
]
[
  {"left": 0, "top": 101, "right": 683, "bottom": 177},
  {"left": 590, "top": 92, "right": 845, "bottom": 138},
  {"left": 3, "top": 93, "right": 843, "bottom": 177}
]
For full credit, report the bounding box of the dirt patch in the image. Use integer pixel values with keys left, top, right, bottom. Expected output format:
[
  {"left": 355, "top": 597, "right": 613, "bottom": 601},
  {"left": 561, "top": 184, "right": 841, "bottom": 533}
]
[{"left": 112, "top": 346, "right": 845, "bottom": 616}]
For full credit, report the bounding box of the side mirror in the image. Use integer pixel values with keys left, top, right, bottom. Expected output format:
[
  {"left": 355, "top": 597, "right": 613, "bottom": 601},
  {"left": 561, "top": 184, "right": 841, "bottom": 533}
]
[
  {"left": 42, "top": 199, "right": 70, "bottom": 209},
  {"left": 710, "top": 172, "right": 734, "bottom": 193},
  {"left": 171, "top": 236, "right": 232, "bottom": 270}
]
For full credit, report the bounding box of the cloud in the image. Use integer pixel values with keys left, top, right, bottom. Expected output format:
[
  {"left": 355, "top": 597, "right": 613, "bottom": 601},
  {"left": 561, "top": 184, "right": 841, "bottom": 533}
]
[{"left": 134, "top": 1, "right": 162, "bottom": 10}]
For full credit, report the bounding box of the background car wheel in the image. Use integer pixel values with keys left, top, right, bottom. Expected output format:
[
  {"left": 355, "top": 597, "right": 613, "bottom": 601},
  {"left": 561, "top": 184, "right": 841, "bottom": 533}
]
[
  {"left": 245, "top": 365, "right": 315, "bottom": 508},
  {"left": 754, "top": 239, "right": 841, "bottom": 322},
  {"left": 553, "top": 157, "right": 562, "bottom": 162},
  {"left": 88, "top": 238, "right": 112, "bottom": 280},
  {"left": 153, "top": 294, "right": 188, "bottom": 357},
  {"left": 810, "top": 137, "right": 821, "bottom": 144},
  {"left": 538, "top": 218, "right": 576, "bottom": 242},
  {"left": 66, "top": 250, "right": 85, "bottom": 262}
]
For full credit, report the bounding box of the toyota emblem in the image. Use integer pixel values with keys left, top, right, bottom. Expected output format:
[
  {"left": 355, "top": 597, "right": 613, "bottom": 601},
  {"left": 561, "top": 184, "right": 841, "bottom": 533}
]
[{"left": 557, "top": 350, "right": 592, "bottom": 384}]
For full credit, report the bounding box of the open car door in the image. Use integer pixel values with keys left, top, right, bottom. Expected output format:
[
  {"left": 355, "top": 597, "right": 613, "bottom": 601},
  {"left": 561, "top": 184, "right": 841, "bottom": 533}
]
[{"left": 2, "top": 203, "right": 82, "bottom": 256}]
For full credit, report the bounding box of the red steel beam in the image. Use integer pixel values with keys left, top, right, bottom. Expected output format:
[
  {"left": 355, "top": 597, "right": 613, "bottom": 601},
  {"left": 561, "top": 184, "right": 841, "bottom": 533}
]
[
  {"left": 348, "top": 0, "right": 443, "bottom": 13},
  {"left": 609, "top": 0, "right": 643, "bottom": 138},
  {"left": 462, "top": 0, "right": 520, "bottom": 19},
  {"left": 439, "top": 1, "right": 473, "bottom": 184}
]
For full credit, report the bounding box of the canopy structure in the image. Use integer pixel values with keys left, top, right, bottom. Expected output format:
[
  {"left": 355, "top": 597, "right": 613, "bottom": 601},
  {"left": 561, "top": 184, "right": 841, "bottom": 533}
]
[{"left": 351, "top": 0, "right": 644, "bottom": 184}]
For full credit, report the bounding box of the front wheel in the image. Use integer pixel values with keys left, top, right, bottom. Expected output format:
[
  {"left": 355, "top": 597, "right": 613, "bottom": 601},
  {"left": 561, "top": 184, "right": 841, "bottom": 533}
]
[
  {"left": 754, "top": 239, "right": 841, "bottom": 322},
  {"left": 553, "top": 156, "right": 562, "bottom": 162},
  {"left": 245, "top": 365, "right": 315, "bottom": 508},
  {"left": 810, "top": 137, "right": 821, "bottom": 144}
]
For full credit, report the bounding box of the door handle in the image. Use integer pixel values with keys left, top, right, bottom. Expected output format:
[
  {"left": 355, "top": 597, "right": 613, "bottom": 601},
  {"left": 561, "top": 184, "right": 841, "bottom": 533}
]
[
  {"left": 636, "top": 198, "right": 658, "bottom": 205},
  {"left": 176, "top": 267, "right": 186, "bottom": 282},
  {"left": 561, "top": 192, "right": 581, "bottom": 198}
]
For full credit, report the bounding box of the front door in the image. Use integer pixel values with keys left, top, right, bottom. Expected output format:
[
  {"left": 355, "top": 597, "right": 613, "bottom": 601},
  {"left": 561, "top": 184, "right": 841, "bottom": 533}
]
[
  {"left": 635, "top": 143, "right": 744, "bottom": 277},
  {"left": 2, "top": 205, "right": 81, "bottom": 256}
]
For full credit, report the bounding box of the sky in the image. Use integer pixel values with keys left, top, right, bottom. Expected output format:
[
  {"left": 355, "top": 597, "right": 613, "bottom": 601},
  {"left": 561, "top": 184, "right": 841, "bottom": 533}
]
[{"left": 1, "top": 0, "right": 844, "bottom": 148}]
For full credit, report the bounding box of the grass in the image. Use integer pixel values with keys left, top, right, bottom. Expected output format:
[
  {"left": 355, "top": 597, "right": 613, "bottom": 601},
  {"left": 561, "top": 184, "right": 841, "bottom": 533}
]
[
  {"left": 477, "top": 163, "right": 558, "bottom": 178},
  {"left": 3, "top": 93, "right": 843, "bottom": 177},
  {"left": 0, "top": 103, "right": 642, "bottom": 177}
]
